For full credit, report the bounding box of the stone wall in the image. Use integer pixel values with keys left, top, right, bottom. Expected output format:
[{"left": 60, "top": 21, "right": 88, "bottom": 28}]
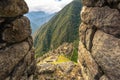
[
  {"left": 0, "top": 0, "right": 36, "bottom": 80},
  {"left": 78, "top": 0, "right": 120, "bottom": 80}
]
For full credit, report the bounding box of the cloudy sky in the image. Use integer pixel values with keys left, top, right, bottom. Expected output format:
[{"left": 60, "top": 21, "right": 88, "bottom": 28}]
[{"left": 25, "top": 0, "right": 73, "bottom": 13}]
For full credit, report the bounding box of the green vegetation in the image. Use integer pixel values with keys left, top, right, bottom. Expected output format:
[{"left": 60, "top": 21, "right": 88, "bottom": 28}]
[
  {"left": 70, "top": 39, "right": 79, "bottom": 62},
  {"left": 53, "top": 54, "right": 78, "bottom": 64},
  {"left": 71, "top": 48, "right": 78, "bottom": 62},
  {"left": 34, "top": 0, "right": 82, "bottom": 57},
  {"left": 53, "top": 54, "right": 71, "bottom": 64}
]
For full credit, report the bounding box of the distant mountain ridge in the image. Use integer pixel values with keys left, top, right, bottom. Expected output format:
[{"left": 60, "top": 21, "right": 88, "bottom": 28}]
[
  {"left": 25, "top": 11, "right": 55, "bottom": 33},
  {"left": 34, "top": 0, "right": 82, "bottom": 57}
]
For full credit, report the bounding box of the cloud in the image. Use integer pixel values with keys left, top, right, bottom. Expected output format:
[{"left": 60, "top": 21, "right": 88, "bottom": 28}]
[{"left": 24, "top": 0, "right": 73, "bottom": 13}]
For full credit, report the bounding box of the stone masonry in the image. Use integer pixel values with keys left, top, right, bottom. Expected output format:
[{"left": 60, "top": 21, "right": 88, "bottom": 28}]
[
  {"left": 0, "top": 0, "right": 36, "bottom": 80},
  {"left": 78, "top": 0, "right": 120, "bottom": 80}
]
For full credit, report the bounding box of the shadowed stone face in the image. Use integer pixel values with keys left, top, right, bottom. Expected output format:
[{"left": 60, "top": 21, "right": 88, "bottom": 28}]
[{"left": 0, "top": 18, "right": 4, "bottom": 23}]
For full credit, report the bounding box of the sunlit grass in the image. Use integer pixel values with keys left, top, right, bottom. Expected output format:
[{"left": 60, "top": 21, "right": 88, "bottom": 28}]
[
  {"left": 52, "top": 54, "right": 70, "bottom": 64},
  {"left": 52, "top": 54, "right": 78, "bottom": 65}
]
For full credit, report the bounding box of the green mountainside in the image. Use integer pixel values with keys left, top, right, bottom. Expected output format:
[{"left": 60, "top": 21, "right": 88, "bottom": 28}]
[{"left": 34, "top": 0, "right": 82, "bottom": 57}]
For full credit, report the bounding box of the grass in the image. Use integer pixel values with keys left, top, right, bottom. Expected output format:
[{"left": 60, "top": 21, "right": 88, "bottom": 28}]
[
  {"left": 52, "top": 54, "right": 71, "bottom": 64},
  {"left": 70, "top": 48, "right": 78, "bottom": 63},
  {"left": 52, "top": 54, "right": 78, "bottom": 65},
  {"left": 57, "top": 54, "right": 70, "bottom": 62}
]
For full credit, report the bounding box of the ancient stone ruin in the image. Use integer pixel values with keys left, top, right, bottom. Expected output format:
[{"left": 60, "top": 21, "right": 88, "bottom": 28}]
[
  {"left": 0, "top": 0, "right": 120, "bottom": 80},
  {"left": 79, "top": 0, "right": 120, "bottom": 80},
  {"left": 0, "top": 0, "right": 36, "bottom": 80}
]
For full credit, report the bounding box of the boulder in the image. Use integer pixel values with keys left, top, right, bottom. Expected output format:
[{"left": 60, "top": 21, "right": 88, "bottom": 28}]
[
  {"left": 0, "top": 41, "right": 30, "bottom": 79},
  {"left": 78, "top": 41, "right": 102, "bottom": 80},
  {"left": 82, "top": 0, "right": 120, "bottom": 7},
  {"left": 2, "top": 16, "right": 31, "bottom": 43},
  {"left": 58, "top": 61, "right": 75, "bottom": 73},
  {"left": 92, "top": 30, "right": 120, "bottom": 80},
  {"left": 81, "top": 6, "right": 120, "bottom": 37},
  {"left": 37, "top": 63, "right": 56, "bottom": 74},
  {"left": 82, "top": 0, "right": 105, "bottom": 7},
  {"left": 0, "top": 0, "right": 28, "bottom": 17}
]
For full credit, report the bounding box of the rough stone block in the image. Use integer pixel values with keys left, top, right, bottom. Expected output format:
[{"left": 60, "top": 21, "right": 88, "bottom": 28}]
[
  {"left": 0, "top": 0, "right": 28, "bottom": 17},
  {"left": 2, "top": 16, "right": 31, "bottom": 43}
]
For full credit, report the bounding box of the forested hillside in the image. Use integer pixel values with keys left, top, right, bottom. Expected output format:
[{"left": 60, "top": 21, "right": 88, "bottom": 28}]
[{"left": 34, "top": 0, "right": 82, "bottom": 57}]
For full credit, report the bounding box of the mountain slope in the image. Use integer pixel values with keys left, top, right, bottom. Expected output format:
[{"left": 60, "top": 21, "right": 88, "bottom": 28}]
[
  {"left": 25, "top": 11, "right": 55, "bottom": 34},
  {"left": 34, "top": 0, "right": 82, "bottom": 56}
]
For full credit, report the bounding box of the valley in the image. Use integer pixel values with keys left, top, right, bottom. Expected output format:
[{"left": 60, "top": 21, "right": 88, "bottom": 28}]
[{"left": 0, "top": 0, "right": 119, "bottom": 80}]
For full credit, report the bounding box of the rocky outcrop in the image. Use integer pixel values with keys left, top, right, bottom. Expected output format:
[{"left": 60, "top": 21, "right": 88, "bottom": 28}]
[
  {"left": 0, "top": 0, "right": 35, "bottom": 80},
  {"left": 79, "top": 0, "right": 120, "bottom": 80},
  {"left": 36, "top": 55, "right": 83, "bottom": 80},
  {"left": 35, "top": 43, "right": 82, "bottom": 80},
  {"left": 36, "top": 43, "right": 73, "bottom": 59}
]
